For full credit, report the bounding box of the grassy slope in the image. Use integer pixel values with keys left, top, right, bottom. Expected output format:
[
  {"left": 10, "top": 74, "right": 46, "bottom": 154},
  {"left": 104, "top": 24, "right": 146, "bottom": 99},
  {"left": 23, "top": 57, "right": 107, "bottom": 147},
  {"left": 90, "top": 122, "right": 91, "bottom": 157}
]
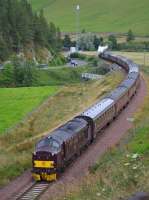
[
  {"left": 58, "top": 52, "right": 149, "bottom": 200},
  {"left": 30, "top": 0, "right": 149, "bottom": 35},
  {"left": 0, "top": 71, "right": 124, "bottom": 186},
  {"left": 37, "top": 65, "right": 97, "bottom": 85},
  {"left": 0, "top": 86, "right": 58, "bottom": 134},
  {"left": 0, "top": 64, "right": 98, "bottom": 134}
]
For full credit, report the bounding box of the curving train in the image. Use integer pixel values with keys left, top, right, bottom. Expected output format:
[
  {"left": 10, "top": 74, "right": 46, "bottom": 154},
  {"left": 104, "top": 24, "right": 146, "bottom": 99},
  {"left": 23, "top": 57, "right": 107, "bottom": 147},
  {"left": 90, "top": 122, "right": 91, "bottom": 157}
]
[{"left": 32, "top": 52, "right": 140, "bottom": 182}]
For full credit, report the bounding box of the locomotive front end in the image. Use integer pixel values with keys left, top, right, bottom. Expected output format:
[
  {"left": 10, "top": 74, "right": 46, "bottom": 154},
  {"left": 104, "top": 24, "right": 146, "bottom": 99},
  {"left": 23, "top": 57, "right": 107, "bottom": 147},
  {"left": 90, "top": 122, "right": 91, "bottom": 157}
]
[{"left": 32, "top": 137, "right": 61, "bottom": 181}]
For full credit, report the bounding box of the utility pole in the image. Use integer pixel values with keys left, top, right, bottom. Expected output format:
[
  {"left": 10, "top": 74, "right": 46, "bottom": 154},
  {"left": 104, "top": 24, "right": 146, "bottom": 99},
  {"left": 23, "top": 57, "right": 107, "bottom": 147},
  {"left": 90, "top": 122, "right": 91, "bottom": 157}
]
[{"left": 76, "top": 4, "right": 80, "bottom": 51}]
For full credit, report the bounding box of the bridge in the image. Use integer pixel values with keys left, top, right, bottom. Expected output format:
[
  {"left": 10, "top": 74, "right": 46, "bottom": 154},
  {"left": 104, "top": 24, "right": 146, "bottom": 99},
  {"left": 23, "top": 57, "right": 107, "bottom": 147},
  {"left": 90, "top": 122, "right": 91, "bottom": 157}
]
[{"left": 81, "top": 73, "right": 103, "bottom": 80}]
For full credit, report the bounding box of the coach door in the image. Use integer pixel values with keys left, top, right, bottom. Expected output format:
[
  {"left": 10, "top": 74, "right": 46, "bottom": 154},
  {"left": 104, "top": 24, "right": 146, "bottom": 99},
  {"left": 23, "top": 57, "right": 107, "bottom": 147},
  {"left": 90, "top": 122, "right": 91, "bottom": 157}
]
[{"left": 87, "top": 124, "right": 92, "bottom": 143}]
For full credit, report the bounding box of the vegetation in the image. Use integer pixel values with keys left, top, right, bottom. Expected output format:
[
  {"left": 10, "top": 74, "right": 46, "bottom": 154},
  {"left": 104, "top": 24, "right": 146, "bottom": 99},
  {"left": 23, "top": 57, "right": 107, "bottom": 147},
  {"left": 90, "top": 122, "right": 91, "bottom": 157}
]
[
  {"left": 63, "top": 35, "right": 73, "bottom": 49},
  {"left": 108, "top": 35, "right": 118, "bottom": 50},
  {"left": 49, "top": 54, "right": 67, "bottom": 66},
  {"left": 0, "top": 58, "right": 38, "bottom": 87},
  {"left": 0, "top": 86, "right": 58, "bottom": 134},
  {"left": 117, "top": 41, "right": 149, "bottom": 52},
  {"left": 0, "top": 57, "right": 109, "bottom": 87},
  {"left": 30, "top": 0, "right": 149, "bottom": 35},
  {"left": 127, "top": 29, "right": 135, "bottom": 42},
  {"left": 0, "top": 0, "right": 61, "bottom": 61},
  {"left": 37, "top": 67, "right": 91, "bottom": 86},
  {"left": 78, "top": 33, "right": 102, "bottom": 51},
  {"left": 0, "top": 70, "right": 124, "bottom": 186},
  {"left": 55, "top": 52, "right": 149, "bottom": 200},
  {"left": 113, "top": 51, "right": 149, "bottom": 65},
  {"left": 63, "top": 33, "right": 102, "bottom": 51}
]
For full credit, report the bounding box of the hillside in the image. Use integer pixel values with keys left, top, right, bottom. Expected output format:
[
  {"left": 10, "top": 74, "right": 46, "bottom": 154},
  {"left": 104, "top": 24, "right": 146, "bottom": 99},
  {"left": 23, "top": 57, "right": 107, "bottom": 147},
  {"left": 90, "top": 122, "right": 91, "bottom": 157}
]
[
  {"left": 30, "top": 0, "right": 149, "bottom": 35},
  {"left": 0, "top": 86, "right": 58, "bottom": 134}
]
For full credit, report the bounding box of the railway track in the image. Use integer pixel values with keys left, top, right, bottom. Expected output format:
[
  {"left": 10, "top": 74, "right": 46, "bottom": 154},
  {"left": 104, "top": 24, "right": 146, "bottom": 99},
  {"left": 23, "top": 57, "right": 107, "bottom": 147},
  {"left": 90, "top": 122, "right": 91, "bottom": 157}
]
[{"left": 13, "top": 182, "right": 49, "bottom": 200}]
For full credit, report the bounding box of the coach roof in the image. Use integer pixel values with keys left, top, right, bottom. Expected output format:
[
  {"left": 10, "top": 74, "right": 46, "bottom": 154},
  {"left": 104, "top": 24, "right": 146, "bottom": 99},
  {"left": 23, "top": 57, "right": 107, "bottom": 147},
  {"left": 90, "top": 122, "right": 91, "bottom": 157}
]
[
  {"left": 81, "top": 98, "right": 114, "bottom": 119},
  {"left": 120, "top": 78, "right": 136, "bottom": 89},
  {"left": 106, "top": 86, "right": 127, "bottom": 101}
]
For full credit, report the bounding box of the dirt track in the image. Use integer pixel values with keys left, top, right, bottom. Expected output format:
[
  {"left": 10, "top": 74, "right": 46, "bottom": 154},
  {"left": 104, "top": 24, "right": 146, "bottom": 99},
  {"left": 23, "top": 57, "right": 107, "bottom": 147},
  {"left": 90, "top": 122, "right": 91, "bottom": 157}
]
[{"left": 0, "top": 76, "right": 147, "bottom": 200}]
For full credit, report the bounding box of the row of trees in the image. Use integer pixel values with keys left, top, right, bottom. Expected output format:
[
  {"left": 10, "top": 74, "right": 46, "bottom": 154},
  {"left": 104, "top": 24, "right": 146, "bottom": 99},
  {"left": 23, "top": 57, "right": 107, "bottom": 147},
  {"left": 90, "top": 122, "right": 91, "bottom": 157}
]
[
  {"left": 63, "top": 33, "right": 103, "bottom": 50},
  {"left": 63, "top": 29, "right": 135, "bottom": 51},
  {"left": 0, "top": 0, "right": 61, "bottom": 61}
]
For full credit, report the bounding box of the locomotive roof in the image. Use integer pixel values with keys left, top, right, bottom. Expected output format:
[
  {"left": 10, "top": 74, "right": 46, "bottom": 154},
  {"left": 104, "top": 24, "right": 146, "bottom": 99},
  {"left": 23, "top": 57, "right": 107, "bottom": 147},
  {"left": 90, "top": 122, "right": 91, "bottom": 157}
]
[
  {"left": 81, "top": 98, "right": 114, "bottom": 120},
  {"left": 106, "top": 86, "right": 128, "bottom": 100},
  {"left": 48, "top": 118, "right": 87, "bottom": 143}
]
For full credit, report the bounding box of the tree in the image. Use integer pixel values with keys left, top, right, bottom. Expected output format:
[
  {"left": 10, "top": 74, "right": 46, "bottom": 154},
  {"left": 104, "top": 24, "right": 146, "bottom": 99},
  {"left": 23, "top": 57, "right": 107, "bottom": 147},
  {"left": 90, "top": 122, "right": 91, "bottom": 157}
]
[
  {"left": 108, "top": 35, "right": 117, "bottom": 49},
  {"left": 11, "top": 56, "right": 38, "bottom": 87},
  {"left": 93, "top": 35, "right": 101, "bottom": 50},
  {"left": 2, "top": 64, "right": 15, "bottom": 86},
  {"left": 0, "top": 35, "right": 9, "bottom": 61},
  {"left": 127, "top": 29, "right": 135, "bottom": 42},
  {"left": 78, "top": 33, "right": 95, "bottom": 51},
  {"left": 63, "top": 35, "right": 72, "bottom": 48}
]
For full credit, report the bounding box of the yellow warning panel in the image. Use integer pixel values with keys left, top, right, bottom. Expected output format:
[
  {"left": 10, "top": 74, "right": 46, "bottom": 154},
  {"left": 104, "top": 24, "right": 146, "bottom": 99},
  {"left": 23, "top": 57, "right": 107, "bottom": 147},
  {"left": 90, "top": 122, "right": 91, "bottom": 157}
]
[{"left": 34, "top": 160, "right": 54, "bottom": 168}]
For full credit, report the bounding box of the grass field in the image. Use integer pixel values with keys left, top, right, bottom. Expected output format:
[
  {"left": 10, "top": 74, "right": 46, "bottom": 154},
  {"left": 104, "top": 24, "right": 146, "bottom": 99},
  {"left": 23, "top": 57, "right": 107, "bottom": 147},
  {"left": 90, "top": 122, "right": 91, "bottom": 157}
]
[
  {"left": 0, "top": 86, "right": 58, "bottom": 134},
  {"left": 113, "top": 51, "right": 149, "bottom": 66},
  {"left": 83, "top": 51, "right": 149, "bottom": 66},
  {"left": 30, "top": 0, "right": 149, "bottom": 35}
]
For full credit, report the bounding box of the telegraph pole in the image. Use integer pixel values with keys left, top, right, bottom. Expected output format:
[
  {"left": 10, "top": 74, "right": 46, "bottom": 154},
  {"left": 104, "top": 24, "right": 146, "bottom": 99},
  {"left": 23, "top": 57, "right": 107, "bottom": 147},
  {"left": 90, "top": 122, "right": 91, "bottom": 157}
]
[{"left": 76, "top": 4, "right": 80, "bottom": 51}]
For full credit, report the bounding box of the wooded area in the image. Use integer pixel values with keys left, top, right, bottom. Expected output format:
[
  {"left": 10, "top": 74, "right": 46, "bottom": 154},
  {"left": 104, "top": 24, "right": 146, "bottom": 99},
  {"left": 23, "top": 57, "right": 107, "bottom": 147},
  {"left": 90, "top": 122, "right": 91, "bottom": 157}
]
[{"left": 0, "top": 0, "right": 61, "bottom": 61}]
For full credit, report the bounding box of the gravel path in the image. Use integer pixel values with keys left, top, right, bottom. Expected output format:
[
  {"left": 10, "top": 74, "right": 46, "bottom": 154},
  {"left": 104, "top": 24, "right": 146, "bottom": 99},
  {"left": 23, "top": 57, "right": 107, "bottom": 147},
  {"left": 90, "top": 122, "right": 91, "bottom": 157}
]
[{"left": 0, "top": 76, "right": 146, "bottom": 200}]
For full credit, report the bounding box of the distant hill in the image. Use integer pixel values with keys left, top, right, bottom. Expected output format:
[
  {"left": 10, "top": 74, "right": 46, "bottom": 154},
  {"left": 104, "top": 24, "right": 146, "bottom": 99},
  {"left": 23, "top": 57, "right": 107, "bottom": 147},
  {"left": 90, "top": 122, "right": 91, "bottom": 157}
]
[{"left": 30, "top": 0, "right": 149, "bottom": 35}]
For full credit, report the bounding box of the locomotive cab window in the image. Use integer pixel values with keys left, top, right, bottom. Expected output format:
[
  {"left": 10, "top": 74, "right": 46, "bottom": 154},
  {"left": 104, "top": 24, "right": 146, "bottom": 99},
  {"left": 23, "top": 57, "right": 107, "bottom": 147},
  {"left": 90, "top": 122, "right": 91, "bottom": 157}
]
[{"left": 36, "top": 137, "right": 60, "bottom": 152}]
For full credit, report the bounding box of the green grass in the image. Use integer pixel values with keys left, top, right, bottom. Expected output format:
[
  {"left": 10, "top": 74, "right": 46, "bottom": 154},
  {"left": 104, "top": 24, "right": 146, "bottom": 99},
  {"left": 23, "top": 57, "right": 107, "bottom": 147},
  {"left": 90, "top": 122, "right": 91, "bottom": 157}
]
[
  {"left": 30, "top": 0, "right": 149, "bottom": 35},
  {"left": 0, "top": 86, "right": 58, "bottom": 134},
  {"left": 37, "top": 66, "right": 92, "bottom": 85}
]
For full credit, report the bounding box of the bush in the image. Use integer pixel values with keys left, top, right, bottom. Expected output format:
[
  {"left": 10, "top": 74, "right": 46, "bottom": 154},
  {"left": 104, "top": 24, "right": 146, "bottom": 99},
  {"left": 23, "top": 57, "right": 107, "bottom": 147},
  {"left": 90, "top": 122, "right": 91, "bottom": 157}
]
[
  {"left": 70, "top": 53, "right": 86, "bottom": 60},
  {"left": 0, "top": 57, "right": 38, "bottom": 87},
  {"left": 49, "top": 54, "right": 67, "bottom": 66}
]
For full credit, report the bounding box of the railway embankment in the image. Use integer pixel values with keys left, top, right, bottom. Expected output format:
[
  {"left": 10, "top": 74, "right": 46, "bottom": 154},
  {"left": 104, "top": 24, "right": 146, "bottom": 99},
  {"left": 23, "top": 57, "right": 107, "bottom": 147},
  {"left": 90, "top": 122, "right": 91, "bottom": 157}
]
[{"left": 45, "top": 54, "right": 148, "bottom": 200}]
